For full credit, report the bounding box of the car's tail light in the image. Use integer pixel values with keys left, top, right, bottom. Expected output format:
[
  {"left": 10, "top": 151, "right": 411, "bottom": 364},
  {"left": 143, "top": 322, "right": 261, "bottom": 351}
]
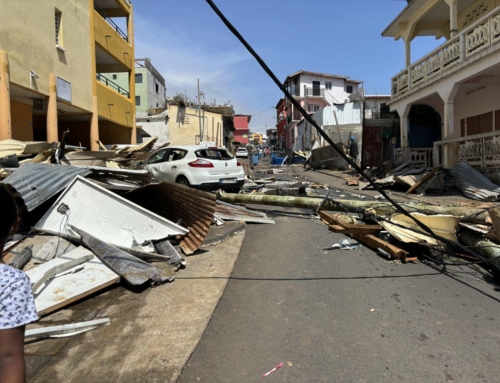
[
  {"left": 237, "top": 160, "right": 242, "bottom": 166},
  {"left": 188, "top": 159, "right": 214, "bottom": 168}
]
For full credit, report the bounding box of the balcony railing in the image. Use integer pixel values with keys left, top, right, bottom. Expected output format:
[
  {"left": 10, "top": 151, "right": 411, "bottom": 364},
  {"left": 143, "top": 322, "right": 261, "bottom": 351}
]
[
  {"left": 305, "top": 88, "right": 325, "bottom": 97},
  {"left": 392, "top": 6, "right": 500, "bottom": 99},
  {"left": 96, "top": 73, "right": 129, "bottom": 97},
  {"left": 94, "top": 3, "right": 128, "bottom": 42}
]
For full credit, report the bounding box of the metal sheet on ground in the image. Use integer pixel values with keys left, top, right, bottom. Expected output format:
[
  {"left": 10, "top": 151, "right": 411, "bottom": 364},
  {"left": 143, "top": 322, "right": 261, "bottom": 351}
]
[
  {"left": 25, "top": 247, "right": 119, "bottom": 317},
  {"left": 215, "top": 201, "right": 275, "bottom": 224},
  {"left": 35, "top": 176, "right": 188, "bottom": 249}
]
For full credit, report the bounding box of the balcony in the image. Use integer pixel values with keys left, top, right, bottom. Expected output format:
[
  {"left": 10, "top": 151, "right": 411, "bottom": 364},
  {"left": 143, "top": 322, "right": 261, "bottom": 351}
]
[
  {"left": 305, "top": 88, "right": 325, "bottom": 97},
  {"left": 93, "top": 9, "right": 133, "bottom": 70},
  {"left": 96, "top": 73, "right": 129, "bottom": 97},
  {"left": 94, "top": 3, "right": 128, "bottom": 41},
  {"left": 392, "top": 6, "right": 500, "bottom": 100},
  {"left": 97, "top": 82, "right": 134, "bottom": 128}
]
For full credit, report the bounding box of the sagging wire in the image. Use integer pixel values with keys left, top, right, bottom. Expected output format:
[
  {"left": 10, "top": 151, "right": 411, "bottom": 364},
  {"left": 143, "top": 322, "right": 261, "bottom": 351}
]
[{"left": 204, "top": 0, "right": 498, "bottom": 273}]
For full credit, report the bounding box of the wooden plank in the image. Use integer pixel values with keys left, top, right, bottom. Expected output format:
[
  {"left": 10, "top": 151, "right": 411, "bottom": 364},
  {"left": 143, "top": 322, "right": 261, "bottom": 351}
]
[
  {"left": 320, "top": 211, "right": 382, "bottom": 234},
  {"left": 25, "top": 247, "right": 119, "bottom": 317},
  {"left": 406, "top": 165, "right": 442, "bottom": 194},
  {"left": 353, "top": 234, "right": 409, "bottom": 262},
  {"left": 328, "top": 225, "right": 347, "bottom": 233}
]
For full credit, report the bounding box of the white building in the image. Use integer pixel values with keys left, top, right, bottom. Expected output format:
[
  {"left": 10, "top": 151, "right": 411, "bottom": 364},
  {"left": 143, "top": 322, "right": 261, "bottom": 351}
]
[
  {"left": 384, "top": 0, "right": 500, "bottom": 169},
  {"left": 282, "top": 70, "right": 363, "bottom": 148}
]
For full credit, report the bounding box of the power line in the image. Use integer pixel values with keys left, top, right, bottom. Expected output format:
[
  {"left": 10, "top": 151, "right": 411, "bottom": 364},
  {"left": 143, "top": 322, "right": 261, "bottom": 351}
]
[{"left": 250, "top": 106, "right": 274, "bottom": 117}]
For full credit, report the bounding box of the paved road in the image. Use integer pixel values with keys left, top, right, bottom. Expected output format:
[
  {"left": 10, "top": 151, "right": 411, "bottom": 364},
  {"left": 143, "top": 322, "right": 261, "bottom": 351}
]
[{"left": 178, "top": 207, "right": 500, "bottom": 382}]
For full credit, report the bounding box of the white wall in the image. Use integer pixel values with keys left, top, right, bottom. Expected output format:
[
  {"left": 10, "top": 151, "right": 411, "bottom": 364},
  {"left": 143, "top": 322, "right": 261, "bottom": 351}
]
[
  {"left": 296, "top": 74, "right": 359, "bottom": 103},
  {"left": 146, "top": 70, "right": 166, "bottom": 110}
]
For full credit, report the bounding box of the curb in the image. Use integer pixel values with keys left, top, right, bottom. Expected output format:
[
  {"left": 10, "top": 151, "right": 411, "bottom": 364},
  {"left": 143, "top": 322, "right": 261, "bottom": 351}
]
[{"left": 201, "top": 221, "right": 246, "bottom": 247}]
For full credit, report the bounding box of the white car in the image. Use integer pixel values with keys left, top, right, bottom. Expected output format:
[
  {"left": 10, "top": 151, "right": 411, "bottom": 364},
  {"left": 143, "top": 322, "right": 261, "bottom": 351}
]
[
  {"left": 144, "top": 144, "right": 245, "bottom": 192},
  {"left": 235, "top": 147, "right": 249, "bottom": 158}
]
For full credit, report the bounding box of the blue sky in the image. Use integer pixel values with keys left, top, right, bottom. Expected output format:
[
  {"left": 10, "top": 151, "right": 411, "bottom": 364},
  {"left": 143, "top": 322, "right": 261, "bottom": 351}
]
[{"left": 133, "top": 0, "right": 444, "bottom": 134}]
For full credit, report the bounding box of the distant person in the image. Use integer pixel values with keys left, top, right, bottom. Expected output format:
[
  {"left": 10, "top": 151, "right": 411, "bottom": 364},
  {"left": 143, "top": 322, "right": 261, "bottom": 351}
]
[
  {"left": 349, "top": 137, "right": 359, "bottom": 167},
  {"left": 0, "top": 185, "right": 38, "bottom": 383}
]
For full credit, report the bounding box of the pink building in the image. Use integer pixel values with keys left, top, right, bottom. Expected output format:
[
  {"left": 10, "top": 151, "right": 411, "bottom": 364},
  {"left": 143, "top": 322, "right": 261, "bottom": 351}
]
[{"left": 233, "top": 114, "right": 251, "bottom": 145}]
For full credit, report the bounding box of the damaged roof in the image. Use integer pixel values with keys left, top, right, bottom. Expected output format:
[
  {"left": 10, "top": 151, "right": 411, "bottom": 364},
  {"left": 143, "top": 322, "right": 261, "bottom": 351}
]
[{"left": 2, "top": 163, "right": 91, "bottom": 212}]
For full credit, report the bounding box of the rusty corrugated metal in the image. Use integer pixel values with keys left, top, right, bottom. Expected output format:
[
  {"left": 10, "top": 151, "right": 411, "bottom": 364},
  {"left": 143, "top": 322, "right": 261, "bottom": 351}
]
[
  {"left": 1, "top": 163, "right": 91, "bottom": 212},
  {"left": 124, "top": 182, "right": 216, "bottom": 255}
]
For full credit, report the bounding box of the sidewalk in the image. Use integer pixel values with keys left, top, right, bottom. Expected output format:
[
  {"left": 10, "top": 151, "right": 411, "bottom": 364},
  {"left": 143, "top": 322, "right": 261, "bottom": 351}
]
[{"left": 26, "top": 230, "right": 246, "bottom": 383}]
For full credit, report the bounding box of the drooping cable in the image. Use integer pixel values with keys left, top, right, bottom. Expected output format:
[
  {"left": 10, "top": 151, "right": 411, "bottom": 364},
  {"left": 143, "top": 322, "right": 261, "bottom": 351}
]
[{"left": 205, "top": 0, "right": 499, "bottom": 273}]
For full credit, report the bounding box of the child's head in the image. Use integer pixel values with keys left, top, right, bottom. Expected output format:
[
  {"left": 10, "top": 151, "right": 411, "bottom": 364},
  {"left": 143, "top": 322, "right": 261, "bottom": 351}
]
[{"left": 0, "top": 184, "right": 18, "bottom": 241}]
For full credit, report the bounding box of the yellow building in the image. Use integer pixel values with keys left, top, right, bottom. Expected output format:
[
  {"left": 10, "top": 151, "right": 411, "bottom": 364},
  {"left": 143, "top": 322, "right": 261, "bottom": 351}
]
[
  {"left": 0, "top": 0, "right": 135, "bottom": 150},
  {"left": 249, "top": 133, "right": 263, "bottom": 144},
  {"left": 166, "top": 104, "right": 224, "bottom": 146}
]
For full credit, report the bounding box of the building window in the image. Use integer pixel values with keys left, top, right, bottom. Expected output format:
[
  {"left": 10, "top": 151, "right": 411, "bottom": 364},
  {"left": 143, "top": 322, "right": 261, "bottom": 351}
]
[
  {"left": 155, "top": 82, "right": 159, "bottom": 94},
  {"left": 112, "top": 74, "right": 117, "bottom": 80},
  {"left": 308, "top": 104, "right": 320, "bottom": 113},
  {"left": 325, "top": 82, "right": 332, "bottom": 90},
  {"left": 135, "top": 73, "right": 143, "bottom": 83},
  {"left": 346, "top": 85, "right": 353, "bottom": 94},
  {"left": 135, "top": 96, "right": 141, "bottom": 106},
  {"left": 55, "top": 10, "right": 62, "bottom": 46}
]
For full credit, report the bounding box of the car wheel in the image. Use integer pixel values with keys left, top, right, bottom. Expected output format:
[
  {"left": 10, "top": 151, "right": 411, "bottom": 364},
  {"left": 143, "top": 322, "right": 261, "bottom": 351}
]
[{"left": 176, "top": 176, "right": 190, "bottom": 187}]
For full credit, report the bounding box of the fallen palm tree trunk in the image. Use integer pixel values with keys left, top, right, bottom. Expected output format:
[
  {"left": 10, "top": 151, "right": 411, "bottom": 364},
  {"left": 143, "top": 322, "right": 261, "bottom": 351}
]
[
  {"left": 217, "top": 192, "right": 489, "bottom": 223},
  {"left": 458, "top": 229, "right": 500, "bottom": 269}
]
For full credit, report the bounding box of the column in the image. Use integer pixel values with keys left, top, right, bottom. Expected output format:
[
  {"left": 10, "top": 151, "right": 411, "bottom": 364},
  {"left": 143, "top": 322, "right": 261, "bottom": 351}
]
[
  {"left": 443, "top": 101, "right": 456, "bottom": 168},
  {"left": 46, "top": 74, "right": 58, "bottom": 143},
  {"left": 0, "top": 51, "right": 12, "bottom": 140},
  {"left": 400, "top": 115, "right": 409, "bottom": 148},
  {"left": 449, "top": 0, "right": 459, "bottom": 38},
  {"left": 128, "top": 7, "right": 136, "bottom": 145},
  {"left": 405, "top": 39, "right": 411, "bottom": 68},
  {"left": 90, "top": 95, "right": 99, "bottom": 150}
]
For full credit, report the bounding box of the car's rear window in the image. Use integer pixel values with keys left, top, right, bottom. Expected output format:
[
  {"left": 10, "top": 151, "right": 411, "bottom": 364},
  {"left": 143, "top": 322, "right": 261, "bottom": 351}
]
[{"left": 195, "top": 149, "right": 233, "bottom": 160}]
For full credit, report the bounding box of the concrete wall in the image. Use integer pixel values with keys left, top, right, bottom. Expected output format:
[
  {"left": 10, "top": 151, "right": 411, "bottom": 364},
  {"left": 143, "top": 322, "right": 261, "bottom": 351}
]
[
  {"left": 167, "top": 104, "right": 223, "bottom": 146},
  {"left": 99, "top": 120, "right": 131, "bottom": 144},
  {"left": 458, "top": 0, "right": 500, "bottom": 32},
  {"left": 137, "top": 110, "right": 169, "bottom": 146},
  {"left": 11, "top": 100, "right": 33, "bottom": 141},
  {"left": 234, "top": 115, "right": 250, "bottom": 144},
  {"left": 0, "top": 0, "right": 93, "bottom": 112}
]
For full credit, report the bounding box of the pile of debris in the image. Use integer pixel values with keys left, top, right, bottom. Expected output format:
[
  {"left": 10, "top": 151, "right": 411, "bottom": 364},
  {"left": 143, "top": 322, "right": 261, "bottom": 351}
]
[
  {"left": 1, "top": 140, "right": 275, "bottom": 332},
  {"left": 346, "top": 161, "right": 500, "bottom": 202},
  {"left": 217, "top": 190, "right": 500, "bottom": 271}
]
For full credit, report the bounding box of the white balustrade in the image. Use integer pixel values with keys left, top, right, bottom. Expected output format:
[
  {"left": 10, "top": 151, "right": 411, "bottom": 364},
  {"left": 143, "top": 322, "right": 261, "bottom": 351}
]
[{"left": 391, "top": 7, "right": 500, "bottom": 99}]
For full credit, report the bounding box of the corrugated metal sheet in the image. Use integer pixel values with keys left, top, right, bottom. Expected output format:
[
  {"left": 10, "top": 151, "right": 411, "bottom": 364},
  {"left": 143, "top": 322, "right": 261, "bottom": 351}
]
[
  {"left": 1, "top": 163, "right": 91, "bottom": 211},
  {"left": 316, "top": 102, "right": 362, "bottom": 126},
  {"left": 124, "top": 182, "right": 216, "bottom": 255},
  {"left": 449, "top": 162, "right": 500, "bottom": 201},
  {"left": 215, "top": 201, "right": 275, "bottom": 224}
]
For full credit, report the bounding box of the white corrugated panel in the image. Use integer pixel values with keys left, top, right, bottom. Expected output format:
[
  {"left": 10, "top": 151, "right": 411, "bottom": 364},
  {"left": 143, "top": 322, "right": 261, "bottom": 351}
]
[{"left": 316, "top": 102, "right": 363, "bottom": 126}]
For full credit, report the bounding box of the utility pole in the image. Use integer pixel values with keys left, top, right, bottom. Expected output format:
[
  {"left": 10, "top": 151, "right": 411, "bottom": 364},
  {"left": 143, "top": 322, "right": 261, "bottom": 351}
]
[{"left": 198, "top": 79, "right": 202, "bottom": 139}]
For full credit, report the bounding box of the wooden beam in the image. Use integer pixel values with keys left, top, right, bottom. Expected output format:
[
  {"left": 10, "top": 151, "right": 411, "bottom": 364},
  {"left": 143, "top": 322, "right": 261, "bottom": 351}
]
[
  {"left": 406, "top": 165, "right": 441, "bottom": 194},
  {"left": 320, "top": 211, "right": 382, "bottom": 234},
  {"left": 353, "top": 234, "right": 410, "bottom": 262}
]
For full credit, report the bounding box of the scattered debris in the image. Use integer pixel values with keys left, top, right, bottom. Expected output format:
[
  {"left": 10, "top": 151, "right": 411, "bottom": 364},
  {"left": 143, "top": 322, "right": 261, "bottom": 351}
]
[
  {"left": 71, "top": 226, "right": 173, "bottom": 287},
  {"left": 263, "top": 363, "right": 284, "bottom": 378},
  {"left": 331, "top": 239, "right": 361, "bottom": 250},
  {"left": 215, "top": 201, "right": 275, "bottom": 224},
  {"left": 25, "top": 246, "right": 120, "bottom": 317},
  {"left": 25, "top": 318, "right": 110, "bottom": 339}
]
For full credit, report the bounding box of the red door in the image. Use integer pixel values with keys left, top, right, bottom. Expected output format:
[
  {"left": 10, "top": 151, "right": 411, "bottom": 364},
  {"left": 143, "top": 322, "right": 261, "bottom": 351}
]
[{"left": 362, "top": 126, "right": 384, "bottom": 168}]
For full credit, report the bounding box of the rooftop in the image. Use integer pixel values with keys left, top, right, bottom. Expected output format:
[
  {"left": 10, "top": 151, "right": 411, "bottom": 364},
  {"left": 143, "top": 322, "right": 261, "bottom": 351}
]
[{"left": 285, "top": 70, "right": 363, "bottom": 84}]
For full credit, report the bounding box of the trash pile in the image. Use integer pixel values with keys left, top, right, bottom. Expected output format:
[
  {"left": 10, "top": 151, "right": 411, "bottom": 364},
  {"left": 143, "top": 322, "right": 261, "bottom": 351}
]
[
  {"left": 0, "top": 138, "right": 275, "bottom": 329},
  {"left": 346, "top": 162, "right": 445, "bottom": 196}
]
